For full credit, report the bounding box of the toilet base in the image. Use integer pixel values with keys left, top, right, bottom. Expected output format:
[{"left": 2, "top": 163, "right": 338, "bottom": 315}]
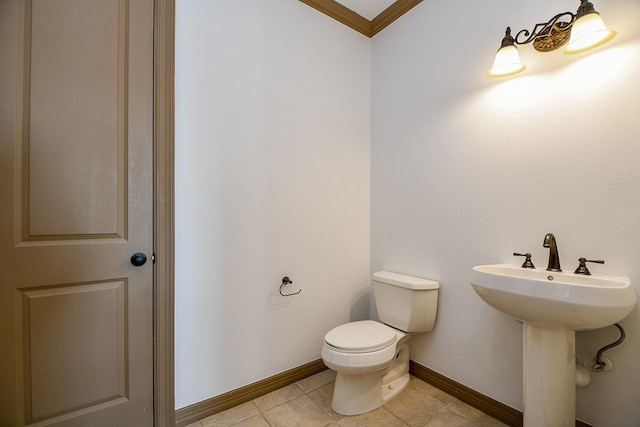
[
  {"left": 331, "top": 372, "right": 410, "bottom": 416},
  {"left": 330, "top": 342, "right": 411, "bottom": 416}
]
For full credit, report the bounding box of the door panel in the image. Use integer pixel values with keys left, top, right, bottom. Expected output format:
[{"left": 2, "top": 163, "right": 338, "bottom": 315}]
[
  {"left": 19, "top": 0, "right": 125, "bottom": 240},
  {"left": 0, "top": 0, "right": 154, "bottom": 425},
  {"left": 18, "top": 280, "right": 127, "bottom": 422},
  {"left": 25, "top": 0, "right": 124, "bottom": 238}
]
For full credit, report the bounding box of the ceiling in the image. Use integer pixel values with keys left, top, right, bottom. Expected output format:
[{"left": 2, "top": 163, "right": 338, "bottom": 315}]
[
  {"left": 334, "top": 0, "right": 397, "bottom": 20},
  {"left": 299, "top": 0, "right": 422, "bottom": 38}
]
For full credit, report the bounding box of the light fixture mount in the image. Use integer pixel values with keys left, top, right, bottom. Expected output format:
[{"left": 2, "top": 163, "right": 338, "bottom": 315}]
[{"left": 515, "top": 12, "right": 575, "bottom": 52}]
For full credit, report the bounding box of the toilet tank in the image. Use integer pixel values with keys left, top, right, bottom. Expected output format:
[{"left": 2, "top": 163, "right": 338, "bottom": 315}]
[{"left": 372, "top": 271, "right": 439, "bottom": 333}]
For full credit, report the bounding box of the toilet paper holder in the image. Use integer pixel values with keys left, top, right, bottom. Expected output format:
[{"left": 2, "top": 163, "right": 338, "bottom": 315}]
[{"left": 279, "top": 276, "right": 301, "bottom": 297}]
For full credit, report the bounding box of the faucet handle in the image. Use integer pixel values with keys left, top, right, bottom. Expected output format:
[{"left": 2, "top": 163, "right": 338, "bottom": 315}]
[
  {"left": 574, "top": 257, "right": 605, "bottom": 275},
  {"left": 513, "top": 252, "right": 535, "bottom": 269}
]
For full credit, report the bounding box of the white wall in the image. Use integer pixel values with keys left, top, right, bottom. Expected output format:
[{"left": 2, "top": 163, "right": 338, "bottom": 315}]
[
  {"left": 175, "top": 0, "right": 640, "bottom": 423},
  {"left": 174, "top": 0, "right": 371, "bottom": 409},
  {"left": 371, "top": 0, "right": 640, "bottom": 425}
]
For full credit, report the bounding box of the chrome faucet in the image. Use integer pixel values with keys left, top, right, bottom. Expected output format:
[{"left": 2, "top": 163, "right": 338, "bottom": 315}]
[{"left": 543, "top": 233, "right": 561, "bottom": 272}]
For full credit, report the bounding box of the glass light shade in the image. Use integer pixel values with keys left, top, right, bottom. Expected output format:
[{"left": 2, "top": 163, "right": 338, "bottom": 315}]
[
  {"left": 563, "top": 12, "right": 616, "bottom": 54},
  {"left": 487, "top": 45, "right": 526, "bottom": 77}
]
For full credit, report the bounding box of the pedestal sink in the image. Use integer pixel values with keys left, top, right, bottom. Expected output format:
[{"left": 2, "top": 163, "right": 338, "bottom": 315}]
[{"left": 470, "top": 264, "right": 637, "bottom": 427}]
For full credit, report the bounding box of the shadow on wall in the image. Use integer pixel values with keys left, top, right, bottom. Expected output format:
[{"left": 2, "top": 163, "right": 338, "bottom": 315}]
[{"left": 350, "top": 287, "right": 371, "bottom": 322}]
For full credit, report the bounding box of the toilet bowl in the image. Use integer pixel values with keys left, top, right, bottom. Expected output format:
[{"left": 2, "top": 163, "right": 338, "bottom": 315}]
[
  {"left": 321, "top": 271, "right": 439, "bottom": 416},
  {"left": 321, "top": 320, "right": 411, "bottom": 415}
]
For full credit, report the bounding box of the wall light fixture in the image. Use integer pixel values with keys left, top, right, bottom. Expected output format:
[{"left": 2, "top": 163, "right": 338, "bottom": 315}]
[{"left": 487, "top": 0, "right": 616, "bottom": 77}]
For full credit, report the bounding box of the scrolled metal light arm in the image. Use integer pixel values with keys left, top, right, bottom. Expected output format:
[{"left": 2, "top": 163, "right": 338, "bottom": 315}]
[{"left": 513, "top": 11, "right": 576, "bottom": 51}]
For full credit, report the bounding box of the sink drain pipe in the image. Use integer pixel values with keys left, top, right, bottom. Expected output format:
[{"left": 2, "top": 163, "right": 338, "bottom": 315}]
[{"left": 591, "top": 323, "right": 625, "bottom": 372}]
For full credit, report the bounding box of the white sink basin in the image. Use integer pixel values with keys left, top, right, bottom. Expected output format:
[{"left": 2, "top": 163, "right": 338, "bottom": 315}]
[{"left": 470, "top": 264, "right": 637, "bottom": 330}]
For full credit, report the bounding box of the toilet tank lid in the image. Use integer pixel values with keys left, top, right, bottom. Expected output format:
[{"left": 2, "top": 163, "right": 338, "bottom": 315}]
[{"left": 372, "top": 271, "right": 439, "bottom": 290}]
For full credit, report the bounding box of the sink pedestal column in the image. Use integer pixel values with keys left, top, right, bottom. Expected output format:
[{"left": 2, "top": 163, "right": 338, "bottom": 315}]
[{"left": 523, "top": 324, "right": 575, "bottom": 427}]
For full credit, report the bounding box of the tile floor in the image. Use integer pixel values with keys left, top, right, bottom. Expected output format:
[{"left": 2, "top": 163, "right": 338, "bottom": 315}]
[{"left": 185, "top": 369, "right": 509, "bottom": 427}]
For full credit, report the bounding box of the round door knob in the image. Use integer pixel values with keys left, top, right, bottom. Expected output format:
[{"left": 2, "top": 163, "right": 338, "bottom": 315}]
[{"left": 130, "top": 252, "right": 147, "bottom": 267}]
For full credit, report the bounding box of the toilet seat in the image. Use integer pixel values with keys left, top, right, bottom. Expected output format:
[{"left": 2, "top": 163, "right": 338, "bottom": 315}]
[{"left": 324, "top": 320, "right": 397, "bottom": 354}]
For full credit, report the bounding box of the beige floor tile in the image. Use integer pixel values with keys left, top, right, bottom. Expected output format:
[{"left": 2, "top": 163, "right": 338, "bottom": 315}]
[
  {"left": 337, "top": 406, "right": 408, "bottom": 427},
  {"left": 446, "top": 400, "right": 488, "bottom": 423},
  {"left": 407, "top": 377, "right": 458, "bottom": 406},
  {"left": 296, "top": 369, "right": 336, "bottom": 393},
  {"left": 263, "top": 394, "right": 335, "bottom": 427},
  {"left": 234, "top": 413, "right": 271, "bottom": 427},
  {"left": 473, "top": 413, "right": 511, "bottom": 427},
  {"left": 201, "top": 401, "right": 261, "bottom": 427},
  {"left": 187, "top": 373, "right": 509, "bottom": 427},
  {"left": 383, "top": 383, "right": 444, "bottom": 426},
  {"left": 253, "top": 383, "right": 305, "bottom": 412},
  {"left": 306, "top": 382, "right": 343, "bottom": 421},
  {"left": 423, "top": 408, "right": 475, "bottom": 427}
]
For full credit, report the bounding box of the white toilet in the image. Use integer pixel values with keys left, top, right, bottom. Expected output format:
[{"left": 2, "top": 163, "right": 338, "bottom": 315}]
[{"left": 321, "top": 271, "right": 439, "bottom": 416}]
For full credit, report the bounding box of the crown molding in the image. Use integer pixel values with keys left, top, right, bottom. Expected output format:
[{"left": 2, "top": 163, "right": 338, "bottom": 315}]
[
  {"left": 371, "top": 0, "right": 422, "bottom": 36},
  {"left": 299, "top": 0, "right": 423, "bottom": 38}
]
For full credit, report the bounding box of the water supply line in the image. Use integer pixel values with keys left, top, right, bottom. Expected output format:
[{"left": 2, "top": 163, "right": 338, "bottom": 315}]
[{"left": 591, "top": 323, "right": 625, "bottom": 372}]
